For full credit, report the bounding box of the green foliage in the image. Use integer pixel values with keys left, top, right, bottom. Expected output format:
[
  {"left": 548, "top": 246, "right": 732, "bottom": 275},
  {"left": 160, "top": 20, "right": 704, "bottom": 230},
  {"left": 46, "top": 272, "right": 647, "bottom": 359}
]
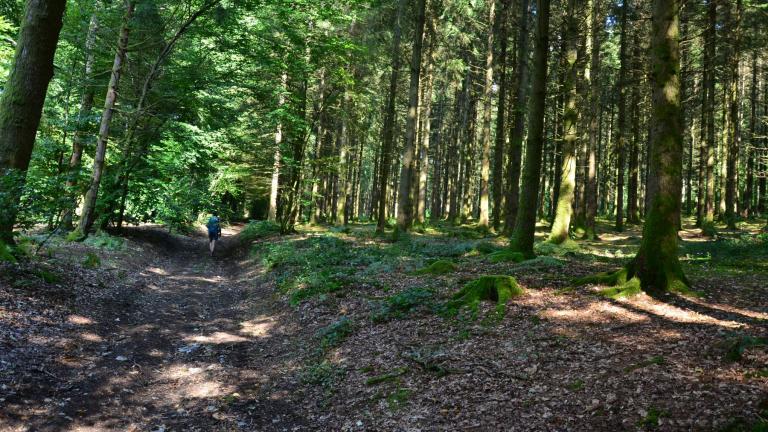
[
  {"left": 82, "top": 252, "right": 101, "bottom": 269},
  {"left": 487, "top": 249, "right": 526, "bottom": 263},
  {"left": 82, "top": 232, "right": 125, "bottom": 250},
  {"left": 701, "top": 221, "right": 718, "bottom": 237},
  {"left": 474, "top": 241, "right": 502, "bottom": 254},
  {"left": 514, "top": 256, "right": 566, "bottom": 270},
  {"left": 240, "top": 220, "right": 280, "bottom": 242},
  {"left": 300, "top": 360, "right": 345, "bottom": 388},
  {"left": 567, "top": 379, "right": 584, "bottom": 391},
  {"left": 34, "top": 269, "right": 61, "bottom": 284},
  {"left": 413, "top": 260, "right": 456, "bottom": 275},
  {"left": 443, "top": 275, "right": 523, "bottom": 319},
  {"left": 638, "top": 407, "right": 667, "bottom": 429},
  {"left": 318, "top": 317, "right": 354, "bottom": 350},
  {"left": 0, "top": 240, "right": 16, "bottom": 263},
  {"left": 534, "top": 239, "right": 581, "bottom": 256},
  {"left": 371, "top": 287, "right": 436, "bottom": 323}
]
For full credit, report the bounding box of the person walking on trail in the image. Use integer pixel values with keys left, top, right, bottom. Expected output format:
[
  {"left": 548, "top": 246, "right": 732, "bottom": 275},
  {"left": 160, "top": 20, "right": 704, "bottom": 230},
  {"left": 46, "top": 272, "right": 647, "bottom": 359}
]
[{"left": 206, "top": 213, "right": 222, "bottom": 256}]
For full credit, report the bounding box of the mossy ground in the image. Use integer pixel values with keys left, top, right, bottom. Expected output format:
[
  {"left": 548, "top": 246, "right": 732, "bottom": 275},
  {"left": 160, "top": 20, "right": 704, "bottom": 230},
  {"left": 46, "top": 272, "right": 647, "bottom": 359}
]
[
  {"left": 444, "top": 275, "right": 524, "bottom": 319},
  {"left": 413, "top": 260, "right": 457, "bottom": 275}
]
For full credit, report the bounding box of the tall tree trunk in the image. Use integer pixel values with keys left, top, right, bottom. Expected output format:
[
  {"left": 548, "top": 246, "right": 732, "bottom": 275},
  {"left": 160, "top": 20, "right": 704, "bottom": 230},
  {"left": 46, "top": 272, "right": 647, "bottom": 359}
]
[
  {"left": 0, "top": 0, "right": 67, "bottom": 243},
  {"left": 503, "top": 0, "right": 531, "bottom": 235},
  {"left": 269, "top": 72, "right": 288, "bottom": 222},
  {"left": 630, "top": 0, "right": 688, "bottom": 295},
  {"left": 548, "top": 0, "right": 581, "bottom": 244},
  {"left": 614, "top": 0, "right": 629, "bottom": 232},
  {"left": 492, "top": 0, "right": 511, "bottom": 231},
  {"left": 376, "top": 0, "right": 405, "bottom": 233},
  {"left": 702, "top": 0, "right": 716, "bottom": 229},
  {"left": 77, "top": 0, "right": 134, "bottom": 237},
  {"left": 61, "top": 12, "right": 98, "bottom": 230},
  {"left": 724, "top": 0, "right": 741, "bottom": 229},
  {"left": 417, "top": 26, "right": 435, "bottom": 225},
  {"left": 626, "top": 33, "right": 641, "bottom": 225},
  {"left": 477, "top": 0, "right": 497, "bottom": 229},
  {"left": 744, "top": 51, "right": 757, "bottom": 217},
  {"left": 583, "top": 0, "right": 601, "bottom": 240},
  {"left": 509, "top": 0, "right": 551, "bottom": 257}
]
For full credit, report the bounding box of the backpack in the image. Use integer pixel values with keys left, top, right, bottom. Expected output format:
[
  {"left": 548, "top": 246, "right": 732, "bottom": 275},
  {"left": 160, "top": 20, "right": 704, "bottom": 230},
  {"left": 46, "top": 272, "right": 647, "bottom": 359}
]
[{"left": 207, "top": 216, "right": 220, "bottom": 234}]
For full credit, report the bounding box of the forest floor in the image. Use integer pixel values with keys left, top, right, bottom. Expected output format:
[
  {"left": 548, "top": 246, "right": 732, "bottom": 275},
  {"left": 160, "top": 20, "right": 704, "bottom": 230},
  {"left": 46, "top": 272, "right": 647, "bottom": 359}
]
[{"left": 0, "top": 218, "right": 767, "bottom": 431}]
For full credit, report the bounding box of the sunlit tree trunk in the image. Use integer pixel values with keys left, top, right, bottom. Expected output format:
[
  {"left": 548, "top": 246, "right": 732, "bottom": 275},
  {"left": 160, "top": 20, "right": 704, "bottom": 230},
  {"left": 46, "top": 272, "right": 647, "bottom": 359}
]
[
  {"left": 77, "top": 0, "right": 134, "bottom": 237},
  {"left": 509, "top": 0, "right": 551, "bottom": 257},
  {"left": 269, "top": 72, "right": 288, "bottom": 222},
  {"left": 548, "top": 0, "right": 581, "bottom": 244},
  {"left": 0, "top": 0, "right": 67, "bottom": 243}
]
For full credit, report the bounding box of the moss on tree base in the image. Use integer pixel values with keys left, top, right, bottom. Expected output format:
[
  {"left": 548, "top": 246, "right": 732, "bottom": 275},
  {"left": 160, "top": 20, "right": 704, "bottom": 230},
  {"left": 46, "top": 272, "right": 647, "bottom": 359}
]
[
  {"left": 574, "top": 263, "right": 698, "bottom": 299},
  {"left": 444, "top": 275, "right": 523, "bottom": 318},
  {"left": 413, "top": 260, "right": 457, "bottom": 275}
]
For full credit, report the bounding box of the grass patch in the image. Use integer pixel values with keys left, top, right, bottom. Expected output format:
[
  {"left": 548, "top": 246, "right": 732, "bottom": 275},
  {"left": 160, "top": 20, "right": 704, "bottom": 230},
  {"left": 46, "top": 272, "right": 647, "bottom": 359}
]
[
  {"left": 487, "top": 249, "right": 526, "bottom": 263},
  {"left": 534, "top": 239, "right": 581, "bottom": 256},
  {"left": 365, "top": 367, "right": 408, "bottom": 386}
]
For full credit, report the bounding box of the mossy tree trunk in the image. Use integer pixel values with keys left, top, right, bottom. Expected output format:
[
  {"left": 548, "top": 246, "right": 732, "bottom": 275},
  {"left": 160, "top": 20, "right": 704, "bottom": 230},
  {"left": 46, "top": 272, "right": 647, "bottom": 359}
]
[
  {"left": 0, "top": 0, "right": 67, "bottom": 243},
  {"left": 628, "top": 0, "right": 688, "bottom": 296},
  {"left": 509, "top": 0, "right": 551, "bottom": 257},
  {"left": 78, "top": 0, "right": 134, "bottom": 237},
  {"left": 503, "top": 0, "right": 531, "bottom": 235},
  {"left": 548, "top": 0, "right": 581, "bottom": 245}
]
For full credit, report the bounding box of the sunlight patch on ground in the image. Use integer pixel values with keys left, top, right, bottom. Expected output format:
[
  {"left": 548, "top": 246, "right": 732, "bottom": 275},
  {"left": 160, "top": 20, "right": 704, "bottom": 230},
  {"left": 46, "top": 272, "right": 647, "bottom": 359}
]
[
  {"left": 168, "top": 275, "right": 221, "bottom": 283},
  {"left": 78, "top": 331, "right": 102, "bottom": 342},
  {"left": 184, "top": 331, "right": 249, "bottom": 344},
  {"left": 621, "top": 296, "right": 744, "bottom": 328},
  {"left": 67, "top": 315, "right": 94, "bottom": 325},
  {"left": 146, "top": 267, "right": 168, "bottom": 276},
  {"left": 159, "top": 364, "right": 235, "bottom": 401},
  {"left": 239, "top": 317, "right": 275, "bottom": 337},
  {"left": 682, "top": 297, "right": 768, "bottom": 321},
  {"left": 541, "top": 301, "right": 649, "bottom": 325}
]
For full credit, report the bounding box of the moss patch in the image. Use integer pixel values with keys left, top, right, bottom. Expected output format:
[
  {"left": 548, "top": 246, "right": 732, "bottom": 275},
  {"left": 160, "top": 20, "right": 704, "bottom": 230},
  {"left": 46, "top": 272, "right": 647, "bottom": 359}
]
[
  {"left": 487, "top": 249, "right": 526, "bottom": 263},
  {"left": 413, "top": 260, "right": 457, "bottom": 275},
  {"left": 474, "top": 241, "right": 502, "bottom": 254},
  {"left": 444, "top": 275, "right": 523, "bottom": 319},
  {"left": 535, "top": 239, "right": 581, "bottom": 256}
]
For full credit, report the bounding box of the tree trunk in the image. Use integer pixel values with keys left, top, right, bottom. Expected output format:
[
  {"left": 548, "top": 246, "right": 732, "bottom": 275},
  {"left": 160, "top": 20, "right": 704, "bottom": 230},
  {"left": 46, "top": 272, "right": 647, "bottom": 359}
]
[
  {"left": 509, "top": 0, "right": 551, "bottom": 257},
  {"left": 548, "top": 0, "right": 581, "bottom": 244},
  {"left": 630, "top": 0, "right": 688, "bottom": 295},
  {"left": 376, "top": 0, "right": 406, "bottom": 233},
  {"left": 583, "top": 0, "right": 601, "bottom": 240},
  {"left": 0, "top": 0, "right": 67, "bottom": 243},
  {"left": 477, "top": 0, "right": 496, "bottom": 229},
  {"left": 268, "top": 72, "right": 288, "bottom": 222},
  {"left": 417, "top": 26, "right": 435, "bottom": 225},
  {"left": 491, "top": 0, "right": 511, "bottom": 231},
  {"left": 614, "top": 0, "right": 629, "bottom": 232},
  {"left": 61, "top": 12, "right": 98, "bottom": 230},
  {"left": 703, "top": 0, "right": 716, "bottom": 228},
  {"left": 77, "top": 0, "right": 134, "bottom": 237},
  {"left": 626, "top": 33, "right": 641, "bottom": 225},
  {"left": 503, "top": 0, "right": 531, "bottom": 235},
  {"left": 724, "top": 0, "right": 741, "bottom": 229}
]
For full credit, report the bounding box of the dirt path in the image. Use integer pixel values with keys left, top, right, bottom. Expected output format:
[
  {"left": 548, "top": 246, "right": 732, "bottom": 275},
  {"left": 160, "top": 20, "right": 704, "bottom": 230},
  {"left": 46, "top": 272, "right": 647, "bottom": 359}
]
[{"left": 1, "top": 227, "right": 307, "bottom": 432}]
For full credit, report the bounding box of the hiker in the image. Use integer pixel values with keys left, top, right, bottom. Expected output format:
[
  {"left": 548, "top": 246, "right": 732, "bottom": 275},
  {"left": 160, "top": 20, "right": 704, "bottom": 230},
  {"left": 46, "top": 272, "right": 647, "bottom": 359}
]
[{"left": 206, "top": 213, "right": 222, "bottom": 256}]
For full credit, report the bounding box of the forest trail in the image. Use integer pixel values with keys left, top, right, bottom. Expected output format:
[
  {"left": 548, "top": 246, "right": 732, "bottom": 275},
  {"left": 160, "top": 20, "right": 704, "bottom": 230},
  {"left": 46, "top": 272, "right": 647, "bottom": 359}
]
[{"left": 2, "top": 226, "right": 308, "bottom": 432}]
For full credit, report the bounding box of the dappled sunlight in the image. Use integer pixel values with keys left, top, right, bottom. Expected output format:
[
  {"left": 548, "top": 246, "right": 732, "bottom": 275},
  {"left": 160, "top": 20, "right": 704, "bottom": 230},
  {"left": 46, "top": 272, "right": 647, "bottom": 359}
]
[
  {"left": 184, "top": 331, "right": 249, "bottom": 344},
  {"left": 541, "top": 301, "right": 649, "bottom": 326},
  {"left": 78, "top": 331, "right": 102, "bottom": 342},
  {"left": 67, "top": 315, "right": 94, "bottom": 325},
  {"left": 619, "top": 295, "right": 744, "bottom": 329},
  {"left": 168, "top": 274, "right": 222, "bottom": 283},
  {"left": 681, "top": 297, "right": 768, "bottom": 322},
  {"left": 146, "top": 267, "right": 168, "bottom": 276},
  {"left": 240, "top": 316, "right": 275, "bottom": 337}
]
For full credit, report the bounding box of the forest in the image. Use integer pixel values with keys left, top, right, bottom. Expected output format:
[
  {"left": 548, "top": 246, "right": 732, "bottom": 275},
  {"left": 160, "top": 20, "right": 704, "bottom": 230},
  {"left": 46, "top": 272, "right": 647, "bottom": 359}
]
[{"left": 0, "top": 0, "right": 767, "bottom": 430}]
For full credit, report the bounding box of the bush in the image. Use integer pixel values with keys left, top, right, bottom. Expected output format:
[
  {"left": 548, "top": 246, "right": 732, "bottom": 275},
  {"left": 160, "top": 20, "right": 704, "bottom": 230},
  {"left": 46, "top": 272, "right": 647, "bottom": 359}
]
[
  {"left": 82, "top": 232, "right": 124, "bottom": 250},
  {"left": 240, "top": 220, "right": 280, "bottom": 242}
]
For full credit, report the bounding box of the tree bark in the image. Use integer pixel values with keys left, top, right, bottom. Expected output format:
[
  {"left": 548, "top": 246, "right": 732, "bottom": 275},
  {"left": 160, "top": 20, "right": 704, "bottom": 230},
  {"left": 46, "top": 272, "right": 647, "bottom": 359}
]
[
  {"left": 509, "top": 0, "right": 551, "bottom": 257},
  {"left": 492, "top": 0, "right": 511, "bottom": 231},
  {"left": 376, "top": 0, "right": 405, "bottom": 233},
  {"left": 583, "top": 0, "right": 601, "bottom": 240},
  {"left": 503, "top": 0, "right": 531, "bottom": 235},
  {"left": 77, "top": 0, "right": 134, "bottom": 237},
  {"left": 724, "top": 0, "right": 741, "bottom": 229},
  {"left": 614, "top": 0, "right": 629, "bottom": 232},
  {"left": 548, "top": 0, "right": 581, "bottom": 244},
  {"left": 269, "top": 72, "right": 288, "bottom": 221},
  {"left": 477, "top": 0, "right": 497, "bottom": 229},
  {"left": 0, "top": 0, "right": 67, "bottom": 243}
]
